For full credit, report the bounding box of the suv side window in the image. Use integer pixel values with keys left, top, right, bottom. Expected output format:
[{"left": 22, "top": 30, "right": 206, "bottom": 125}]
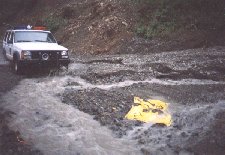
[
  {"left": 7, "top": 32, "right": 13, "bottom": 43},
  {"left": 4, "top": 32, "right": 8, "bottom": 42},
  {"left": 6, "top": 32, "right": 11, "bottom": 43}
]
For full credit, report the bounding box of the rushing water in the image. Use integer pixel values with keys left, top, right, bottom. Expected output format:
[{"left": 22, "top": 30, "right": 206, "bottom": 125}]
[
  {"left": 63, "top": 75, "right": 225, "bottom": 90},
  {"left": 126, "top": 101, "right": 225, "bottom": 155},
  {"left": 2, "top": 74, "right": 225, "bottom": 155},
  {"left": 2, "top": 76, "right": 141, "bottom": 155}
]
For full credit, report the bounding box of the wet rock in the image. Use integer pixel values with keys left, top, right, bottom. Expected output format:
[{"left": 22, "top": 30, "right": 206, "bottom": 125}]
[
  {"left": 67, "top": 81, "right": 80, "bottom": 86},
  {"left": 138, "top": 139, "right": 146, "bottom": 144},
  {"left": 191, "top": 132, "right": 199, "bottom": 137},
  {"left": 181, "top": 132, "right": 188, "bottom": 138},
  {"left": 62, "top": 87, "right": 138, "bottom": 136},
  {"left": 140, "top": 148, "right": 151, "bottom": 155},
  {"left": 173, "top": 125, "right": 182, "bottom": 130},
  {"left": 167, "top": 134, "right": 172, "bottom": 138},
  {"left": 152, "top": 123, "right": 167, "bottom": 128},
  {"left": 150, "top": 63, "right": 174, "bottom": 74}
]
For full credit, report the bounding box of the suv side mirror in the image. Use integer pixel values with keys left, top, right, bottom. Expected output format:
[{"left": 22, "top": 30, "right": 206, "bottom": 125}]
[{"left": 57, "top": 41, "right": 62, "bottom": 45}]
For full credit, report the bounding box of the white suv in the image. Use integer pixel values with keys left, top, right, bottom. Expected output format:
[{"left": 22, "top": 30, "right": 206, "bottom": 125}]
[{"left": 2, "top": 26, "right": 70, "bottom": 74}]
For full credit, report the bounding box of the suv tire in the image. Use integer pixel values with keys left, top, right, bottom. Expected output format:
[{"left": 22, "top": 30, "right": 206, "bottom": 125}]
[
  {"left": 2, "top": 50, "right": 6, "bottom": 58},
  {"left": 13, "top": 58, "right": 22, "bottom": 74}
]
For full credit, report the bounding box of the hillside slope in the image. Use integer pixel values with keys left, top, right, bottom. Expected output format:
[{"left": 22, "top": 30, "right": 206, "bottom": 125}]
[{"left": 0, "top": 0, "right": 225, "bottom": 54}]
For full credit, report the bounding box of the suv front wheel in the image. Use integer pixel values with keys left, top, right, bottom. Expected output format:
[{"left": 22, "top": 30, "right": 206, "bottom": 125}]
[
  {"left": 12, "top": 58, "right": 22, "bottom": 74},
  {"left": 2, "top": 50, "right": 7, "bottom": 59}
]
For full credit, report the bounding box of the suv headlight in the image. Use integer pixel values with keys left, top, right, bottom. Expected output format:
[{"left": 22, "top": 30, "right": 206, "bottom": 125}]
[
  {"left": 21, "top": 51, "right": 32, "bottom": 60},
  {"left": 61, "top": 51, "right": 68, "bottom": 56},
  {"left": 23, "top": 51, "right": 31, "bottom": 56},
  {"left": 61, "top": 51, "right": 69, "bottom": 59}
]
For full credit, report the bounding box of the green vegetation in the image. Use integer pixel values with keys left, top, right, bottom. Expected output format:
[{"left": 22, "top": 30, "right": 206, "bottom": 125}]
[
  {"left": 43, "top": 17, "right": 67, "bottom": 32},
  {"left": 133, "top": 0, "right": 225, "bottom": 38}
]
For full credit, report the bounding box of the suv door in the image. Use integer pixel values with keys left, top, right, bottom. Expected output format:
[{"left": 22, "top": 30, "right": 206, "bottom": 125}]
[
  {"left": 5, "top": 31, "right": 13, "bottom": 60},
  {"left": 2, "top": 32, "right": 8, "bottom": 56}
]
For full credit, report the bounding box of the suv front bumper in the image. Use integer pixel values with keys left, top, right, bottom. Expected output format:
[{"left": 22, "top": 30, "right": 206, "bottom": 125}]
[{"left": 19, "top": 59, "right": 70, "bottom": 68}]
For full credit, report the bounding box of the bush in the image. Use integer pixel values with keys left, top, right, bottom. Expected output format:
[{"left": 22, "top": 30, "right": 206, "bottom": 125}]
[
  {"left": 43, "top": 17, "right": 67, "bottom": 32},
  {"left": 133, "top": 0, "right": 225, "bottom": 38}
]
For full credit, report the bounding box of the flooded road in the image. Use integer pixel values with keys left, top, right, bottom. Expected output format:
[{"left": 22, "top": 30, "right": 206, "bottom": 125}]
[
  {"left": 1, "top": 47, "right": 225, "bottom": 155},
  {"left": 2, "top": 76, "right": 140, "bottom": 155}
]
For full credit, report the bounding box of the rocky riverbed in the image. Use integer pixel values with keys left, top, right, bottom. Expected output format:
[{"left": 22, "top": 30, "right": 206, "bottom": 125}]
[
  {"left": 62, "top": 47, "right": 225, "bottom": 154},
  {"left": 1, "top": 47, "right": 225, "bottom": 155}
]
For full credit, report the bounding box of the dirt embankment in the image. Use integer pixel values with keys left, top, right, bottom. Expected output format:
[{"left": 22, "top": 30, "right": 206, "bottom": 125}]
[{"left": 1, "top": 0, "right": 225, "bottom": 55}]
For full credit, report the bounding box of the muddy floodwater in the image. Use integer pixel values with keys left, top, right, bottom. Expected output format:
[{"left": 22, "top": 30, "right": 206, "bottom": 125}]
[{"left": 1, "top": 47, "right": 225, "bottom": 155}]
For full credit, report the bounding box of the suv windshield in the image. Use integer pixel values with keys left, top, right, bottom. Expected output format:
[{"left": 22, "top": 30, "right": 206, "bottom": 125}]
[{"left": 14, "top": 31, "right": 57, "bottom": 43}]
